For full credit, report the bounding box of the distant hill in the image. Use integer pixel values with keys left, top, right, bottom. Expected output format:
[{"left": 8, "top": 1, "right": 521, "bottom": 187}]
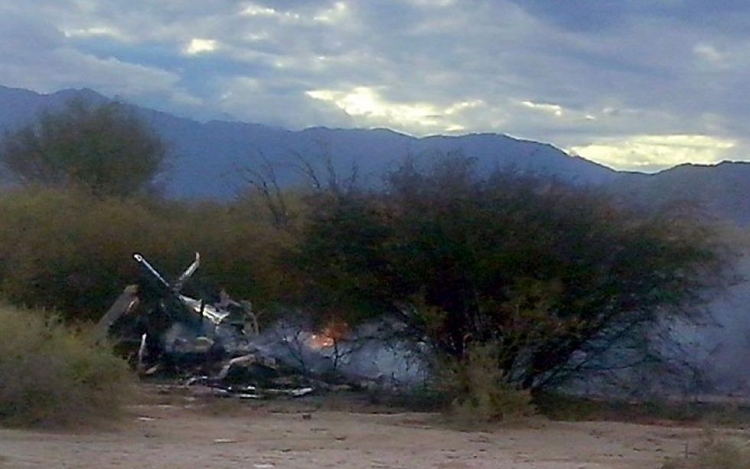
[
  {"left": 611, "top": 162, "right": 750, "bottom": 225},
  {"left": 3, "top": 85, "right": 750, "bottom": 226},
  {"left": 0, "top": 86, "right": 617, "bottom": 199}
]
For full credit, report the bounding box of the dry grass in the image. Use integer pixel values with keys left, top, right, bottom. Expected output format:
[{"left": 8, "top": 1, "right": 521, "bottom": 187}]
[
  {"left": 662, "top": 431, "right": 750, "bottom": 469},
  {"left": 437, "top": 344, "right": 535, "bottom": 427}
]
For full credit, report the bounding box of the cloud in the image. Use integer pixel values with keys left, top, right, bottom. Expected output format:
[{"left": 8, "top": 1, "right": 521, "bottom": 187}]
[
  {"left": 184, "top": 39, "right": 219, "bottom": 55},
  {"left": 694, "top": 43, "right": 726, "bottom": 64},
  {"left": 306, "top": 86, "right": 484, "bottom": 133},
  {"left": 2, "top": 0, "right": 750, "bottom": 171},
  {"left": 569, "top": 135, "right": 737, "bottom": 172},
  {"left": 62, "top": 26, "right": 123, "bottom": 39},
  {"left": 520, "top": 101, "right": 564, "bottom": 118}
]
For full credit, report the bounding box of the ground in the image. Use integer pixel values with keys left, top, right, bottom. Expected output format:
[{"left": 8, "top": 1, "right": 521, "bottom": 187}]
[{"left": 0, "top": 387, "right": 736, "bottom": 469}]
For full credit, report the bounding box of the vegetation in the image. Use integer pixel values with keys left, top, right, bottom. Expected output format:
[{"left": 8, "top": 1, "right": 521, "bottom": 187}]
[
  {"left": 440, "top": 343, "right": 535, "bottom": 423},
  {"left": 0, "top": 98, "right": 167, "bottom": 198},
  {"left": 662, "top": 431, "right": 750, "bottom": 469},
  {"left": 0, "top": 305, "right": 134, "bottom": 428},
  {"left": 0, "top": 99, "right": 737, "bottom": 412},
  {"left": 290, "top": 155, "right": 733, "bottom": 391},
  {"left": 0, "top": 188, "right": 295, "bottom": 321}
]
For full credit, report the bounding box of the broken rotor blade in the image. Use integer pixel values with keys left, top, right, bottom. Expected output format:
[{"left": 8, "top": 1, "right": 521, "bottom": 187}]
[
  {"left": 173, "top": 252, "right": 200, "bottom": 293},
  {"left": 133, "top": 253, "right": 171, "bottom": 290},
  {"left": 93, "top": 285, "right": 140, "bottom": 343}
]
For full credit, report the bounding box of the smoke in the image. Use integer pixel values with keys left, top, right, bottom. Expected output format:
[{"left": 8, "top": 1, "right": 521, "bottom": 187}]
[
  {"left": 244, "top": 319, "right": 430, "bottom": 387},
  {"left": 678, "top": 251, "right": 750, "bottom": 394}
]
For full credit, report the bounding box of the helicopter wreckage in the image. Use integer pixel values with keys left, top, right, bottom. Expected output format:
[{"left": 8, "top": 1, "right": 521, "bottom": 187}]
[{"left": 95, "top": 252, "right": 426, "bottom": 398}]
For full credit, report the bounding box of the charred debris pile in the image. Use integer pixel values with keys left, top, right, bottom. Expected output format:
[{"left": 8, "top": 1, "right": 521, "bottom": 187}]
[{"left": 96, "top": 252, "right": 425, "bottom": 399}]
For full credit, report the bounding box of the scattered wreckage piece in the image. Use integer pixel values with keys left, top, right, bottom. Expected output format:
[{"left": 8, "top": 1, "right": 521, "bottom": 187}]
[
  {"left": 96, "top": 252, "right": 256, "bottom": 373},
  {"left": 93, "top": 284, "right": 139, "bottom": 343},
  {"left": 149, "top": 382, "right": 316, "bottom": 402}
]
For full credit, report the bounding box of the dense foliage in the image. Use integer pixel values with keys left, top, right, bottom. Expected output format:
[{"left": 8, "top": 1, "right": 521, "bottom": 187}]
[
  {"left": 0, "top": 188, "right": 295, "bottom": 321},
  {"left": 0, "top": 98, "right": 167, "bottom": 197},
  {"left": 291, "top": 156, "right": 733, "bottom": 390}
]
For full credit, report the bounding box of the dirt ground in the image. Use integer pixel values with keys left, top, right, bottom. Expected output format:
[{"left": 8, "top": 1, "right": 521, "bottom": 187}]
[{"left": 0, "top": 387, "right": 738, "bottom": 469}]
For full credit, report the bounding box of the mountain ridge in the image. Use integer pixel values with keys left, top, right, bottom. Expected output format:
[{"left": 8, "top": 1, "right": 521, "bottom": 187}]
[
  {"left": 0, "top": 85, "right": 618, "bottom": 199},
  {"left": 1, "top": 85, "right": 749, "bottom": 225}
]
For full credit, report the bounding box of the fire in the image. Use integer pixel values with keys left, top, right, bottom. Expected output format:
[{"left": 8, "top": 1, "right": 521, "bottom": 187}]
[
  {"left": 308, "top": 333, "right": 336, "bottom": 349},
  {"left": 307, "top": 321, "right": 350, "bottom": 349}
]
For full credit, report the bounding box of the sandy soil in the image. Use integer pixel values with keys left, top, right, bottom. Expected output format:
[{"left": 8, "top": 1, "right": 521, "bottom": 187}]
[{"left": 0, "top": 389, "right": 731, "bottom": 469}]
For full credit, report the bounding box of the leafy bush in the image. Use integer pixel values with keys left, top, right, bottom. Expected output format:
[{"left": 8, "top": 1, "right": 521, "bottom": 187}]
[
  {"left": 291, "top": 154, "right": 733, "bottom": 391},
  {"left": 0, "top": 188, "right": 295, "bottom": 321},
  {"left": 440, "top": 343, "right": 535, "bottom": 423},
  {"left": 0, "top": 97, "right": 168, "bottom": 197},
  {"left": 0, "top": 305, "right": 134, "bottom": 428}
]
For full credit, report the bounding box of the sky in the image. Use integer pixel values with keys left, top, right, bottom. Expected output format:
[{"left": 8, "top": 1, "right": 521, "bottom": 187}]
[{"left": 1, "top": 0, "right": 749, "bottom": 172}]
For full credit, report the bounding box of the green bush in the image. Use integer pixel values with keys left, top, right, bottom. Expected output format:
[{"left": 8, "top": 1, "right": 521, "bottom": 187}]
[
  {"left": 440, "top": 343, "right": 535, "bottom": 424},
  {"left": 291, "top": 155, "right": 733, "bottom": 391},
  {"left": 0, "top": 97, "right": 168, "bottom": 198},
  {"left": 0, "top": 305, "right": 134, "bottom": 428},
  {"left": 0, "top": 188, "right": 295, "bottom": 321},
  {"left": 0, "top": 188, "right": 158, "bottom": 319}
]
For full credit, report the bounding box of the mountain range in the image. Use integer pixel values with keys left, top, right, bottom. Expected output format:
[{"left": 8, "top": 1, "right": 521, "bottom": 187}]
[{"left": 1, "top": 85, "right": 748, "bottom": 225}]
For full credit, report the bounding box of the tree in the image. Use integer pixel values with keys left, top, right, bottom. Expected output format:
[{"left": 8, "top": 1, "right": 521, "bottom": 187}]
[
  {"left": 0, "top": 98, "right": 168, "bottom": 198},
  {"left": 290, "top": 154, "right": 734, "bottom": 391}
]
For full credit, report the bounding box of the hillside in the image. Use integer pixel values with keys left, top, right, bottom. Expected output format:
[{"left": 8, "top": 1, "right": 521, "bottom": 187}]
[
  {"left": 613, "top": 162, "right": 750, "bottom": 225},
  {"left": 0, "top": 86, "right": 616, "bottom": 199}
]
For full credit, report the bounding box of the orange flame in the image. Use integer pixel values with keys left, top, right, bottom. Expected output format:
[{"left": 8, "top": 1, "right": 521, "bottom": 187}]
[
  {"left": 308, "top": 333, "right": 335, "bottom": 349},
  {"left": 307, "top": 321, "right": 350, "bottom": 349}
]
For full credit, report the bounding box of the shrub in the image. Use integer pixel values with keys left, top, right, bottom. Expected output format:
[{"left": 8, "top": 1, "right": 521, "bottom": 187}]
[
  {"left": 0, "top": 97, "right": 168, "bottom": 198},
  {"left": 440, "top": 343, "right": 535, "bottom": 424},
  {"left": 291, "top": 154, "right": 733, "bottom": 391},
  {"left": 0, "top": 188, "right": 295, "bottom": 321},
  {"left": 0, "top": 305, "right": 134, "bottom": 428},
  {"left": 662, "top": 432, "right": 750, "bottom": 469}
]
